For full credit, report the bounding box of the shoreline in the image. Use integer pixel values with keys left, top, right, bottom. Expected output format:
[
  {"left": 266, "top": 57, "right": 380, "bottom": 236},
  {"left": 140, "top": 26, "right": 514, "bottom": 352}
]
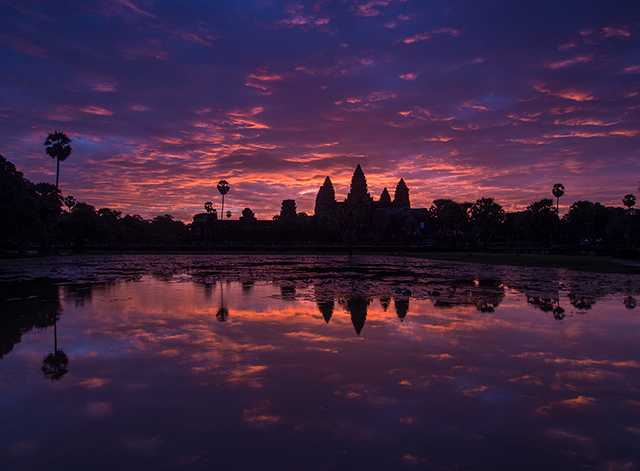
[{"left": 2, "top": 248, "right": 639, "bottom": 275}]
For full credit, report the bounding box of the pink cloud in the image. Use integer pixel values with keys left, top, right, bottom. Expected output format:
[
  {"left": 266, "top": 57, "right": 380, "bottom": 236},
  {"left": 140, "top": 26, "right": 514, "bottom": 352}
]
[{"left": 81, "top": 106, "right": 115, "bottom": 116}]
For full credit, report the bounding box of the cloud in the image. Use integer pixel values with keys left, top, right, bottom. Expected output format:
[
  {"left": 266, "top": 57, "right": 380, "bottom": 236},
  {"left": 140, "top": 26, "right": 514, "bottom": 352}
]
[
  {"left": 118, "top": 0, "right": 157, "bottom": 19},
  {"left": 0, "top": 0, "right": 638, "bottom": 220},
  {"left": 80, "top": 106, "right": 115, "bottom": 116}
]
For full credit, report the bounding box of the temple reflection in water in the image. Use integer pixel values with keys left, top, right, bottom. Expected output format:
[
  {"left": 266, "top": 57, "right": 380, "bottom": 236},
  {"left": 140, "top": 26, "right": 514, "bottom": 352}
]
[{"left": 1, "top": 254, "right": 639, "bottom": 471}]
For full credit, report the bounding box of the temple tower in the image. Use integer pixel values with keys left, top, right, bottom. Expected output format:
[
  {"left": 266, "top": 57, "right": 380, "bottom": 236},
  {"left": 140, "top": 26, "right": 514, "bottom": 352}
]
[
  {"left": 393, "top": 178, "right": 410, "bottom": 209},
  {"left": 314, "top": 176, "right": 337, "bottom": 217},
  {"left": 346, "top": 164, "right": 373, "bottom": 208},
  {"left": 379, "top": 188, "right": 392, "bottom": 208}
]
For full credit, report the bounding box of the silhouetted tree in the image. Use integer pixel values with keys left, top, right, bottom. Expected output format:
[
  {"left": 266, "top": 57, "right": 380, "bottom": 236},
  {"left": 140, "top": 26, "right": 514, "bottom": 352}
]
[
  {"left": 524, "top": 198, "right": 557, "bottom": 243},
  {"left": 552, "top": 183, "right": 565, "bottom": 215},
  {"left": 623, "top": 194, "right": 636, "bottom": 247},
  {"left": 217, "top": 180, "right": 230, "bottom": 217},
  {"left": 64, "top": 195, "right": 76, "bottom": 212},
  {"left": 35, "top": 182, "right": 63, "bottom": 249},
  {"left": 60, "top": 202, "right": 108, "bottom": 250},
  {"left": 150, "top": 214, "right": 189, "bottom": 244},
  {"left": 566, "top": 200, "right": 608, "bottom": 243},
  {"left": 470, "top": 198, "right": 505, "bottom": 248},
  {"left": 204, "top": 201, "right": 214, "bottom": 214},
  {"left": 0, "top": 154, "right": 45, "bottom": 244},
  {"left": 44, "top": 132, "right": 72, "bottom": 191},
  {"left": 430, "top": 199, "right": 471, "bottom": 246},
  {"left": 240, "top": 207, "right": 257, "bottom": 221}
]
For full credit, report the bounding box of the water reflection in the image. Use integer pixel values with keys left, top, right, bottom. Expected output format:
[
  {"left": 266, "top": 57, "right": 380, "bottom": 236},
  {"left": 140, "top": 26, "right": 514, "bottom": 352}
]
[
  {"left": 216, "top": 281, "right": 229, "bottom": 322},
  {"left": 0, "top": 278, "right": 60, "bottom": 359},
  {"left": 1, "top": 255, "right": 639, "bottom": 471}
]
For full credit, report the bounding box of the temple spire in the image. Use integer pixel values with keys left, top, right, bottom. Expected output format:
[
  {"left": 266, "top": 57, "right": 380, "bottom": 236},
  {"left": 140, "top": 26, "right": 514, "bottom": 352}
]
[
  {"left": 393, "top": 178, "right": 410, "bottom": 209},
  {"left": 346, "top": 164, "right": 372, "bottom": 207},
  {"left": 314, "top": 176, "right": 337, "bottom": 217}
]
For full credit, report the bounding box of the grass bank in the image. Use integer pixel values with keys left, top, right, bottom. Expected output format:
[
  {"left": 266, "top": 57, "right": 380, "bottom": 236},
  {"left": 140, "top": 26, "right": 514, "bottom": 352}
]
[{"left": 403, "top": 251, "right": 640, "bottom": 274}]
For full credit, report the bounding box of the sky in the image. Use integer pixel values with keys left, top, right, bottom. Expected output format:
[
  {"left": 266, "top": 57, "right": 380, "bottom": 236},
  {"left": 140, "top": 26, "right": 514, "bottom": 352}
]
[{"left": 1, "top": 0, "right": 639, "bottom": 221}]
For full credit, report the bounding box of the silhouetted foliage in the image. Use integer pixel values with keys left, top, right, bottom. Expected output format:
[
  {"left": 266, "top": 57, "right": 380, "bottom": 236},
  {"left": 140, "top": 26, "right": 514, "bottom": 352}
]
[
  {"left": 151, "top": 214, "right": 190, "bottom": 244},
  {"left": 3, "top": 157, "right": 639, "bottom": 251},
  {"left": 240, "top": 207, "right": 257, "bottom": 221},
  {"left": 524, "top": 198, "right": 558, "bottom": 244},
  {"left": 430, "top": 199, "right": 471, "bottom": 246},
  {"left": 552, "top": 183, "right": 565, "bottom": 214},
  {"left": 44, "top": 131, "right": 72, "bottom": 190},
  {"left": 0, "top": 278, "right": 60, "bottom": 359},
  {"left": 0, "top": 154, "right": 46, "bottom": 244},
  {"left": 566, "top": 201, "right": 609, "bottom": 243},
  {"left": 217, "top": 180, "right": 230, "bottom": 216},
  {"left": 470, "top": 198, "right": 505, "bottom": 247}
]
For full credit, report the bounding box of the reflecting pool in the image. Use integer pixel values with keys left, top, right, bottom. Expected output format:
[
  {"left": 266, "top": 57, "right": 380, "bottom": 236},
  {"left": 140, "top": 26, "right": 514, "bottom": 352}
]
[{"left": 1, "top": 255, "right": 639, "bottom": 470}]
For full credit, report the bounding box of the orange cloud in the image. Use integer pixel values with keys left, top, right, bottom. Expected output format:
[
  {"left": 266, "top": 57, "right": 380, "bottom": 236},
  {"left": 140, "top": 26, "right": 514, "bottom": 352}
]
[
  {"left": 536, "top": 395, "right": 596, "bottom": 415},
  {"left": 399, "top": 72, "right": 420, "bottom": 80},
  {"left": 535, "top": 84, "right": 594, "bottom": 101}
]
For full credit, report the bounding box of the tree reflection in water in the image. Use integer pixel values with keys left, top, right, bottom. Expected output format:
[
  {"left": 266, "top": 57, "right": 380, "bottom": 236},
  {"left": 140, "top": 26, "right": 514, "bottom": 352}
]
[
  {"left": 42, "top": 310, "right": 69, "bottom": 381},
  {"left": 0, "top": 278, "right": 61, "bottom": 360},
  {"left": 623, "top": 295, "right": 636, "bottom": 309},
  {"left": 216, "top": 282, "right": 229, "bottom": 322},
  {"left": 2, "top": 256, "right": 640, "bottom": 471}
]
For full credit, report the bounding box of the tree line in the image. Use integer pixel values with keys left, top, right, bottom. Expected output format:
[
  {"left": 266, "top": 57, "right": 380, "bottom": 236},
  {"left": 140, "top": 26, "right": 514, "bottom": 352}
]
[
  {"left": 1, "top": 153, "right": 189, "bottom": 251},
  {"left": 0, "top": 131, "right": 638, "bottom": 252}
]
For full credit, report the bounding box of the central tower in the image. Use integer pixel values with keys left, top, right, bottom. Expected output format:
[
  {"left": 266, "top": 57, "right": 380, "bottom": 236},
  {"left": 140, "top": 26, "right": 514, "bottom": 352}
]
[{"left": 346, "top": 164, "right": 373, "bottom": 208}]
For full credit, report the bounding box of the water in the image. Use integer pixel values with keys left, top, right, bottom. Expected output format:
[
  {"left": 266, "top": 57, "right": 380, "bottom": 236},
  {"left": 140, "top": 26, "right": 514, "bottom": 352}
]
[{"left": 1, "top": 255, "right": 639, "bottom": 470}]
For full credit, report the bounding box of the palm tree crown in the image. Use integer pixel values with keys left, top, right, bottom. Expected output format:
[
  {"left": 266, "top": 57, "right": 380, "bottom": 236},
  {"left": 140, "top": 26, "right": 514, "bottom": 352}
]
[
  {"left": 552, "top": 183, "right": 565, "bottom": 214},
  {"left": 217, "top": 180, "right": 230, "bottom": 216},
  {"left": 623, "top": 194, "right": 636, "bottom": 209},
  {"left": 44, "top": 132, "right": 72, "bottom": 190}
]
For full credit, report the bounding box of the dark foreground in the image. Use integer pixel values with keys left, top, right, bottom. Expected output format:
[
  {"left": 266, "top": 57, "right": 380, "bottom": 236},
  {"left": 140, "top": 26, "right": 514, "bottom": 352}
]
[{"left": 1, "top": 255, "right": 639, "bottom": 470}]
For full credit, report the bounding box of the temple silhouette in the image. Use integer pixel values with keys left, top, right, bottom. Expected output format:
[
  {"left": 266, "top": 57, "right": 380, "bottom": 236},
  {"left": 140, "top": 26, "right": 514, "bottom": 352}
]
[{"left": 192, "top": 164, "right": 431, "bottom": 245}]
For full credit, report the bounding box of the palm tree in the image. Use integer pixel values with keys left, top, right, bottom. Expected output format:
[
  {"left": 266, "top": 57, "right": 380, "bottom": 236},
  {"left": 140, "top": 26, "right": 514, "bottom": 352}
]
[
  {"left": 44, "top": 132, "right": 72, "bottom": 191},
  {"left": 204, "top": 201, "right": 214, "bottom": 214},
  {"left": 216, "top": 282, "right": 229, "bottom": 322},
  {"left": 623, "top": 194, "right": 636, "bottom": 247},
  {"left": 217, "top": 180, "right": 230, "bottom": 217},
  {"left": 552, "top": 183, "right": 565, "bottom": 215},
  {"left": 42, "top": 315, "right": 69, "bottom": 381},
  {"left": 44, "top": 132, "right": 71, "bottom": 252}
]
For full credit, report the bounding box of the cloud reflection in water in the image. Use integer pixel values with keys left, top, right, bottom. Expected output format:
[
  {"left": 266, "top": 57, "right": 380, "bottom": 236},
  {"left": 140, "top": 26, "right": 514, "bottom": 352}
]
[{"left": 0, "top": 256, "right": 639, "bottom": 470}]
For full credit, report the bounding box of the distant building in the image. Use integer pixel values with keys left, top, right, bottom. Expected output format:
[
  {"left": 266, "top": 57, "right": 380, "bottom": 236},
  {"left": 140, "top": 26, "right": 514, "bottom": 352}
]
[{"left": 280, "top": 199, "right": 297, "bottom": 223}]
